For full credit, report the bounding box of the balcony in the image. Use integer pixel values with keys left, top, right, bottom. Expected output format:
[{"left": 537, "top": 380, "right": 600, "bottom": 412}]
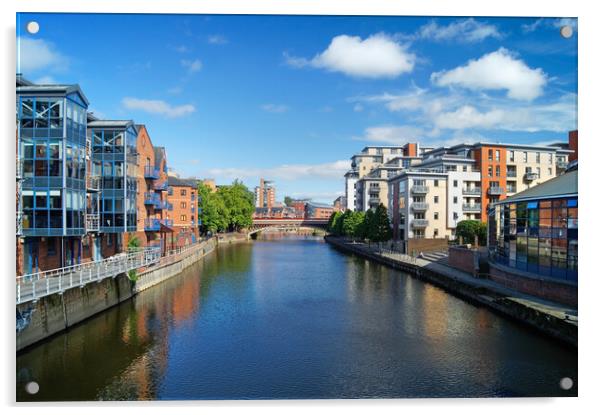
[
  {"left": 462, "top": 203, "right": 481, "bottom": 212},
  {"left": 507, "top": 186, "right": 517, "bottom": 193},
  {"left": 462, "top": 187, "right": 481, "bottom": 195},
  {"left": 411, "top": 202, "right": 429, "bottom": 211},
  {"left": 16, "top": 158, "right": 22, "bottom": 180},
  {"left": 86, "top": 175, "right": 101, "bottom": 192},
  {"left": 557, "top": 160, "right": 568, "bottom": 169},
  {"left": 153, "top": 180, "right": 169, "bottom": 191},
  {"left": 144, "top": 166, "right": 160, "bottom": 180},
  {"left": 368, "top": 196, "right": 381, "bottom": 205},
  {"left": 144, "top": 192, "right": 160, "bottom": 206},
  {"left": 144, "top": 218, "right": 161, "bottom": 231},
  {"left": 16, "top": 211, "right": 22, "bottom": 235},
  {"left": 507, "top": 170, "right": 517, "bottom": 178},
  {"left": 411, "top": 185, "right": 429, "bottom": 194},
  {"left": 524, "top": 172, "right": 539, "bottom": 181},
  {"left": 411, "top": 219, "right": 429, "bottom": 228},
  {"left": 154, "top": 200, "right": 169, "bottom": 210},
  {"left": 487, "top": 186, "right": 505, "bottom": 195},
  {"left": 85, "top": 214, "right": 100, "bottom": 232},
  {"left": 161, "top": 219, "right": 174, "bottom": 228}
]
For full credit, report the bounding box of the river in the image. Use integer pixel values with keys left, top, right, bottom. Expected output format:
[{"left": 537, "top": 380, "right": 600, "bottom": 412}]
[{"left": 16, "top": 234, "right": 577, "bottom": 400}]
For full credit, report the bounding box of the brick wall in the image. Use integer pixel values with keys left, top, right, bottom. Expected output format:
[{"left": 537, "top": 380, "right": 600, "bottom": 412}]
[
  {"left": 489, "top": 262, "right": 577, "bottom": 306},
  {"left": 407, "top": 238, "right": 449, "bottom": 254},
  {"left": 448, "top": 246, "right": 479, "bottom": 277}
]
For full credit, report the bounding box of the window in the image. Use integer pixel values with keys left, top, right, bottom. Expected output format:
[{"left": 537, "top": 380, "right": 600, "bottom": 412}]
[
  {"left": 462, "top": 165, "right": 467, "bottom": 172},
  {"left": 488, "top": 149, "right": 493, "bottom": 161},
  {"left": 434, "top": 196, "right": 439, "bottom": 204},
  {"left": 523, "top": 152, "right": 528, "bottom": 162},
  {"left": 549, "top": 153, "right": 553, "bottom": 164},
  {"left": 488, "top": 166, "right": 493, "bottom": 177},
  {"left": 509, "top": 150, "right": 515, "bottom": 162},
  {"left": 536, "top": 167, "right": 541, "bottom": 177},
  {"left": 434, "top": 229, "right": 439, "bottom": 237},
  {"left": 180, "top": 202, "right": 187, "bottom": 209},
  {"left": 434, "top": 212, "right": 439, "bottom": 220},
  {"left": 548, "top": 167, "right": 552, "bottom": 175},
  {"left": 453, "top": 180, "right": 458, "bottom": 187},
  {"left": 434, "top": 180, "right": 439, "bottom": 187},
  {"left": 536, "top": 152, "right": 541, "bottom": 163},
  {"left": 453, "top": 212, "right": 459, "bottom": 220},
  {"left": 180, "top": 215, "right": 187, "bottom": 221},
  {"left": 453, "top": 196, "right": 458, "bottom": 204},
  {"left": 495, "top": 166, "right": 500, "bottom": 177},
  {"left": 495, "top": 150, "right": 500, "bottom": 161},
  {"left": 180, "top": 189, "right": 187, "bottom": 196}
]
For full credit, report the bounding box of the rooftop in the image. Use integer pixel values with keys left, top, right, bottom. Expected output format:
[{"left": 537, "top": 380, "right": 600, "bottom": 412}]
[
  {"left": 88, "top": 120, "right": 136, "bottom": 130},
  {"left": 495, "top": 166, "right": 578, "bottom": 204},
  {"left": 167, "top": 176, "right": 197, "bottom": 188}
]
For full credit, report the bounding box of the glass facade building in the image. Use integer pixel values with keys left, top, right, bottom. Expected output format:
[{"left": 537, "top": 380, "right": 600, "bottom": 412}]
[
  {"left": 88, "top": 121, "right": 138, "bottom": 234},
  {"left": 18, "top": 86, "right": 89, "bottom": 238},
  {"left": 488, "top": 168, "right": 578, "bottom": 282}
]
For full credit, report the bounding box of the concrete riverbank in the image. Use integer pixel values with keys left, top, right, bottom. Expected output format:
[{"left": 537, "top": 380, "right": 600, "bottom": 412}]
[
  {"left": 16, "top": 238, "right": 217, "bottom": 352},
  {"left": 325, "top": 236, "right": 577, "bottom": 347}
]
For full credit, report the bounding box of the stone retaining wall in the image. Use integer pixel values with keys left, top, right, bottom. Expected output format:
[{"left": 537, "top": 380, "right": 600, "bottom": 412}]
[{"left": 16, "top": 238, "right": 217, "bottom": 352}]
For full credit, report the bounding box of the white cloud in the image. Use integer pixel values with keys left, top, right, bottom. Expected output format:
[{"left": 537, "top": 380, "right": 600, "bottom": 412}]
[
  {"left": 433, "top": 94, "right": 577, "bottom": 132},
  {"left": 34, "top": 75, "right": 58, "bottom": 84},
  {"left": 417, "top": 18, "right": 502, "bottom": 43},
  {"left": 261, "top": 104, "right": 289, "bottom": 113},
  {"left": 17, "top": 37, "right": 68, "bottom": 74},
  {"left": 122, "top": 97, "right": 196, "bottom": 118},
  {"left": 208, "top": 160, "right": 349, "bottom": 181},
  {"left": 521, "top": 19, "right": 544, "bottom": 33},
  {"left": 208, "top": 35, "right": 228, "bottom": 45},
  {"left": 167, "top": 86, "right": 182, "bottom": 94},
  {"left": 553, "top": 18, "right": 578, "bottom": 31},
  {"left": 285, "top": 33, "right": 415, "bottom": 79},
  {"left": 181, "top": 58, "right": 202, "bottom": 73},
  {"left": 431, "top": 48, "right": 548, "bottom": 101},
  {"left": 357, "top": 125, "right": 426, "bottom": 145},
  {"left": 174, "top": 45, "right": 190, "bottom": 53},
  {"left": 353, "top": 103, "right": 364, "bottom": 112}
]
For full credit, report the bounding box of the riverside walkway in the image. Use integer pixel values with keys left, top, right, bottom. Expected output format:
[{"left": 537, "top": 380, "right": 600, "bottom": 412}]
[{"left": 16, "top": 247, "right": 162, "bottom": 305}]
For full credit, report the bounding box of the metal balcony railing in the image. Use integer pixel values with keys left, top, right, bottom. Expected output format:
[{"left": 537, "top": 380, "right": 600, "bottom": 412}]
[
  {"left": 167, "top": 202, "right": 173, "bottom": 211},
  {"left": 411, "top": 219, "right": 429, "bottom": 228},
  {"left": 86, "top": 175, "right": 101, "bottom": 192},
  {"left": 144, "top": 192, "right": 160, "bottom": 205},
  {"left": 154, "top": 200, "right": 169, "bottom": 210},
  {"left": 144, "top": 166, "right": 160, "bottom": 179},
  {"left": 16, "top": 211, "right": 22, "bottom": 235},
  {"left": 462, "top": 187, "right": 481, "bottom": 195},
  {"left": 161, "top": 219, "right": 174, "bottom": 228},
  {"left": 411, "top": 185, "right": 429, "bottom": 194},
  {"left": 16, "top": 158, "right": 23, "bottom": 180},
  {"left": 488, "top": 186, "right": 505, "bottom": 195},
  {"left": 462, "top": 204, "right": 481, "bottom": 212},
  {"left": 85, "top": 213, "right": 100, "bottom": 232},
  {"left": 507, "top": 171, "right": 517, "bottom": 178},
  {"left": 411, "top": 202, "right": 429, "bottom": 211},
  {"left": 153, "top": 180, "right": 168, "bottom": 191},
  {"left": 524, "top": 172, "right": 539, "bottom": 181},
  {"left": 144, "top": 218, "right": 161, "bottom": 231}
]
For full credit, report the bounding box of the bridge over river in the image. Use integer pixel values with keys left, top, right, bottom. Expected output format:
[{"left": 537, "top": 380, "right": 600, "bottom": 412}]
[{"left": 248, "top": 218, "right": 329, "bottom": 235}]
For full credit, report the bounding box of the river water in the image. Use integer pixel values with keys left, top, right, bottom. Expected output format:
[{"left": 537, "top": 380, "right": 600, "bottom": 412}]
[{"left": 16, "top": 235, "right": 577, "bottom": 400}]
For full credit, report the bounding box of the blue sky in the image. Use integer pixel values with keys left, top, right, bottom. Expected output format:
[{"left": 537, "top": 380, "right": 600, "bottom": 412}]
[{"left": 17, "top": 14, "right": 577, "bottom": 203}]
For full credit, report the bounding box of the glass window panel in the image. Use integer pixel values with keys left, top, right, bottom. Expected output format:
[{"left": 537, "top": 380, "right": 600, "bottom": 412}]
[
  {"left": 21, "top": 99, "right": 34, "bottom": 117},
  {"left": 49, "top": 142, "right": 61, "bottom": 158},
  {"left": 34, "top": 160, "right": 47, "bottom": 176},
  {"left": 35, "top": 210, "right": 48, "bottom": 229},
  {"left": 22, "top": 191, "right": 34, "bottom": 209},
  {"left": 35, "top": 100, "right": 50, "bottom": 118},
  {"left": 49, "top": 160, "right": 61, "bottom": 176},
  {"left": 49, "top": 211, "right": 62, "bottom": 228},
  {"left": 35, "top": 118, "right": 48, "bottom": 129},
  {"left": 23, "top": 160, "right": 33, "bottom": 177},
  {"left": 568, "top": 207, "right": 578, "bottom": 229},
  {"left": 23, "top": 142, "right": 34, "bottom": 159},
  {"left": 49, "top": 99, "right": 63, "bottom": 118},
  {"left": 567, "top": 198, "right": 577, "bottom": 208},
  {"left": 21, "top": 119, "right": 34, "bottom": 128},
  {"left": 540, "top": 200, "right": 552, "bottom": 208}
]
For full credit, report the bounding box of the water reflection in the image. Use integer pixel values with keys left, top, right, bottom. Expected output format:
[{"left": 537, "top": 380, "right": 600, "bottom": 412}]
[{"left": 17, "top": 236, "right": 576, "bottom": 401}]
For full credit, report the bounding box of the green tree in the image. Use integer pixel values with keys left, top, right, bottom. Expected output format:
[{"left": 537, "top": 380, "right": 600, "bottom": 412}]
[
  {"left": 354, "top": 211, "right": 368, "bottom": 241},
  {"left": 217, "top": 180, "right": 254, "bottom": 232},
  {"left": 197, "top": 183, "right": 229, "bottom": 233},
  {"left": 456, "top": 220, "right": 487, "bottom": 245},
  {"left": 127, "top": 233, "right": 141, "bottom": 250},
  {"left": 367, "top": 204, "right": 392, "bottom": 244},
  {"left": 327, "top": 211, "right": 341, "bottom": 233},
  {"left": 284, "top": 196, "right": 293, "bottom": 207},
  {"left": 342, "top": 211, "right": 366, "bottom": 241}
]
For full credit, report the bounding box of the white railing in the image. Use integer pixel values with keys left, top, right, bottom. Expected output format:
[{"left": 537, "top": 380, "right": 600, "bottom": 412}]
[
  {"left": 16, "top": 247, "right": 161, "bottom": 305},
  {"left": 85, "top": 214, "right": 100, "bottom": 232}
]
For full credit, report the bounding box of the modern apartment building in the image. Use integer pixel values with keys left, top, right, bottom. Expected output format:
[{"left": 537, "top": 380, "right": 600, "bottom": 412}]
[
  {"left": 305, "top": 202, "right": 335, "bottom": 219},
  {"left": 16, "top": 77, "right": 91, "bottom": 273},
  {"left": 385, "top": 140, "right": 574, "bottom": 244},
  {"left": 16, "top": 74, "right": 197, "bottom": 276},
  {"left": 346, "top": 143, "right": 425, "bottom": 212},
  {"left": 254, "top": 178, "right": 276, "bottom": 209},
  {"left": 167, "top": 177, "right": 199, "bottom": 248}
]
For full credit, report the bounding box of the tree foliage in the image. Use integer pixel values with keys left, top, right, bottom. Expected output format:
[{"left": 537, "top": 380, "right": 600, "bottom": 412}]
[
  {"left": 197, "top": 180, "right": 254, "bottom": 233},
  {"left": 456, "top": 219, "right": 487, "bottom": 245},
  {"left": 284, "top": 196, "right": 293, "bottom": 207},
  {"left": 328, "top": 206, "right": 391, "bottom": 243}
]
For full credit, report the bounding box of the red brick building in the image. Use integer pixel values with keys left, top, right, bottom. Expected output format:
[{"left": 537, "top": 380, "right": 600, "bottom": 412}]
[{"left": 167, "top": 177, "right": 199, "bottom": 248}]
